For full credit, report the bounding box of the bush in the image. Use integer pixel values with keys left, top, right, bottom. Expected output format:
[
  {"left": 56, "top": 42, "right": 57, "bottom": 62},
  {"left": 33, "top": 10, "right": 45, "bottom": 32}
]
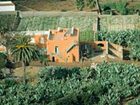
[
  {"left": 0, "top": 52, "right": 7, "bottom": 79},
  {"left": 97, "top": 30, "right": 140, "bottom": 60},
  {"left": 38, "top": 66, "right": 80, "bottom": 81},
  {"left": 101, "top": 0, "right": 128, "bottom": 15},
  {"left": 1, "top": 63, "right": 140, "bottom": 105},
  {"left": 75, "top": 0, "right": 85, "bottom": 11}
]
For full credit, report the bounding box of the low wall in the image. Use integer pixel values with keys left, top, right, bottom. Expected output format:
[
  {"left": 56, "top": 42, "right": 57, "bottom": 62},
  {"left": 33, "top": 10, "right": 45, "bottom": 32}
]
[{"left": 108, "top": 43, "right": 123, "bottom": 59}]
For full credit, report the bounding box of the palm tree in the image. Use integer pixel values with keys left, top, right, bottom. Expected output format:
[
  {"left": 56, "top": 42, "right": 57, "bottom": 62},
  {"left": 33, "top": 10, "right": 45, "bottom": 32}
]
[{"left": 11, "top": 35, "right": 39, "bottom": 84}]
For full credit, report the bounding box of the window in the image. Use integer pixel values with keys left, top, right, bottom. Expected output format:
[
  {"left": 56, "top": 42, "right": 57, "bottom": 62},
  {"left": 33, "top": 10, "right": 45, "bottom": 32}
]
[
  {"left": 40, "top": 37, "right": 45, "bottom": 44},
  {"left": 55, "top": 46, "right": 59, "bottom": 54},
  {"left": 97, "top": 43, "right": 104, "bottom": 47}
]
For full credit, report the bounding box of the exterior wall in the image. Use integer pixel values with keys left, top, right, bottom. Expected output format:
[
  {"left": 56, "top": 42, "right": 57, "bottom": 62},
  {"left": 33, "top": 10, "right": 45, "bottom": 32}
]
[
  {"left": 47, "top": 29, "right": 79, "bottom": 63},
  {"left": 80, "top": 41, "right": 108, "bottom": 59},
  {"left": 0, "top": 6, "right": 15, "bottom": 12},
  {"left": 47, "top": 40, "right": 79, "bottom": 63},
  {"left": 80, "top": 41, "right": 123, "bottom": 59},
  {"left": 33, "top": 34, "right": 47, "bottom": 48},
  {"left": 32, "top": 28, "right": 80, "bottom": 63}
]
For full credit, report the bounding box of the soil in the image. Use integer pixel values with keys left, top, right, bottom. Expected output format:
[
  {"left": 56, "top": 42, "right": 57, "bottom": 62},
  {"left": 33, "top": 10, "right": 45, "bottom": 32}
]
[
  {"left": 14, "top": 0, "right": 140, "bottom": 11},
  {"left": 14, "top": 0, "right": 77, "bottom": 11}
]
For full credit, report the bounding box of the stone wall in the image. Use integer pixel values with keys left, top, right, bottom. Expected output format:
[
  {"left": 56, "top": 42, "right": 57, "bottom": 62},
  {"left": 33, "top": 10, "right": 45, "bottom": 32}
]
[
  {"left": 0, "top": 11, "right": 140, "bottom": 42},
  {"left": 17, "top": 11, "right": 98, "bottom": 32}
]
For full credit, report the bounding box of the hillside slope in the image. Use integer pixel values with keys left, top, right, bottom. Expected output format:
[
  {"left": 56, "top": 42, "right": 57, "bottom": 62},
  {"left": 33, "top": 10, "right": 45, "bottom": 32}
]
[{"left": 13, "top": 0, "right": 140, "bottom": 12}]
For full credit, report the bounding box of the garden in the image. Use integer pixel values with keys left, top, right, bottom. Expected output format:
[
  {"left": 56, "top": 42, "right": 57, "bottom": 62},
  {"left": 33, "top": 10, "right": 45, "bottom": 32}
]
[
  {"left": 0, "top": 3, "right": 140, "bottom": 104},
  {"left": 0, "top": 62, "right": 140, "bottom": 105}
]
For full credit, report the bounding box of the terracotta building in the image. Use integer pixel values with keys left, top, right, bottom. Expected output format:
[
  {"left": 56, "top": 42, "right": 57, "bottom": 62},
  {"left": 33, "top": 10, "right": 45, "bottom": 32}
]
[
  {"left": 32, "top": 27, "right": 80, "bottom": 63},
  {"left": 0, "top": 27, "right": 123, "bottom": 63},
  {"left": 27, "top": 28, "right": 113, "bottom": 63}
]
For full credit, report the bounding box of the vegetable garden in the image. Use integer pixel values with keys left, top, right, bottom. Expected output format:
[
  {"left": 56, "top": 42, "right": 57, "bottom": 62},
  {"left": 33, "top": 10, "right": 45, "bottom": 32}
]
[
  {"left": 17, "top": 15, "right": 96, "bottom": 42},
  {"left": 1, "top": 62, "right": 140, "bottom": 105},
  {"left": 97, "top": 29, "right": 140, "bottom": 60},
  {"left": 0, "top": 11, "right": 140, "bottom": 105}
]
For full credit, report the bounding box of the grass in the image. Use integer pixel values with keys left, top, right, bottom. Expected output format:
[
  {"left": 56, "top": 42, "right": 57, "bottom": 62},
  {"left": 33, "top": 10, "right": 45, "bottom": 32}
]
[
  {"left": 14, "top": 0, "right": 76, "bottom": 11},
  {"left": 13, "top": 66, "right": 42, "bottom": 84}
]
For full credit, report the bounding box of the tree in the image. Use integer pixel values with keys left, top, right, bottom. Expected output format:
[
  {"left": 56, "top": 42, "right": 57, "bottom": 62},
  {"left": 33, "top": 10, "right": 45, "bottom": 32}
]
[
  {"left": 0, "top": 31, "right": 19, "bottom": 74},
  {"left": 0, "top": 28, "right": 15, "bottom": 58},
  {"left": 39, "top": 54, "right": 49, "bottom": 66},
  {"left": 0, "top": 12, "right": 21, "bottom": 74},
  {"left": 0, "top": 52, "right": 7, "bottom": 79},
  {"left": 75, "top": 0, "right": 102, "bottom": 13},
  {"left": 75, "top": 0, "right": 85, "bottom": 11},
  {"left": 0, "top": 12, "right": 20, "bottom": 59},
  {"left": 87, "top": 0, "right": 101, "bottom": 14},
  {"left": 5, "top": 58, "right": 15, "bottom": 74},
  {"left": 11, "top": 35, "right": 40, "bottom": 84},
  {"left": 86, "top": 0, "right": 96, "bottom": 9}
]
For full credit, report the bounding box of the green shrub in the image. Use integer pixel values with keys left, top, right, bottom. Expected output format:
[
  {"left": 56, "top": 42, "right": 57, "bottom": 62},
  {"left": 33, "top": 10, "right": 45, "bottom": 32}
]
[
  {"left": 75, "top": 0, "right": 85, "bottom": 11},
  {"left": 101, "top": 0, "right": 128, "bottom": 15},
  {"left": 38, "top": 66, "right": 80, "bottom": 81},
  {"left": 97, "top": 30, "right": 140, "bottom": 60},
  {"left": 1, "top": 63, "right": 140, "bottom": 105}
]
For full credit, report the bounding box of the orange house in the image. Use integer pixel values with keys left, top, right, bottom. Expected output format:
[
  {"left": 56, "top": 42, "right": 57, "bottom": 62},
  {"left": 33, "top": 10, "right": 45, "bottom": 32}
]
[{"left": 32, "top": 27, "right": 80, "bottom": 63}]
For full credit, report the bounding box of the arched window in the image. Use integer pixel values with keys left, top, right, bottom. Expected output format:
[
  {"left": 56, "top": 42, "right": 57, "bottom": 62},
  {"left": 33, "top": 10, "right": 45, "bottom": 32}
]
[{"left": 97, "top": 43, "right": 104, "bottom": 48}]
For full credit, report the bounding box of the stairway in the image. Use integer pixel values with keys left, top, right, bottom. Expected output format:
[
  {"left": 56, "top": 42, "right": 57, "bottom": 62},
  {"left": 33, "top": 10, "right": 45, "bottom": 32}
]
[{"left": 66, "top": 41, "right": 78, "bottom": 53}]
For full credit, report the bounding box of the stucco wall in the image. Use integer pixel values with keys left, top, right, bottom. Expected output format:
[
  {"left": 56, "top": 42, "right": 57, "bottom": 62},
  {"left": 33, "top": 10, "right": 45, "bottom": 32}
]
[{"left": 32, "top": 28, "right": 80, "bottom": 63}]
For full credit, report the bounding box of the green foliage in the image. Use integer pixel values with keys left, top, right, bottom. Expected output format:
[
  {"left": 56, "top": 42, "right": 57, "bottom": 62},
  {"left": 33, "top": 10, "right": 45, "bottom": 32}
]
[
  {"left": 80, "top": 29, "right": 94, "bottom": 42},
  {"left": 17, "top": 15, "right": 95, "bottom": 42},
  {"left": 0, "top": 52, "right": 7, "bottom": 79},
  {"left": 39, "top": 54, "right": 49, "bottom": 66},
  {"left": 0, "top": 13, "right": 17, "bottom": 31},
  {"left": 75, "top": 0, "right": 85, "bottom": 11},
  {"left": 11, "top": 35, "right": 39, "bottom": 63},
  {"left": 86, "top": 0, "right": 96, "bottom": 9},
  {"left": 97, "top": 30, "right": 140, "bottom": 60},
  {"left": 128, "top": 97, "right": 140, "bottom": 105},
  {"left": 130, "top": 42, "right": 140, "bottom": 60},
  {"left": 11, "top": 35, "right": 40, "bottom": 83},
  {"left": 0, "top": 52, "right": 7, "bottom": 69},
  {"left": 114, "top": 0, "right": 128, "bottom": 15},
  {"left": 101, "top": 0, "right": 128, "bottom": 15},
  {"left": 95, "top": 62, "right": 140, "bottom": 104},
  {"left": 39, "top": 66, "right": 80, "bottom": 81},
  {"left": 1, "top": 63, "right": 140, "bottom": 104}
]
